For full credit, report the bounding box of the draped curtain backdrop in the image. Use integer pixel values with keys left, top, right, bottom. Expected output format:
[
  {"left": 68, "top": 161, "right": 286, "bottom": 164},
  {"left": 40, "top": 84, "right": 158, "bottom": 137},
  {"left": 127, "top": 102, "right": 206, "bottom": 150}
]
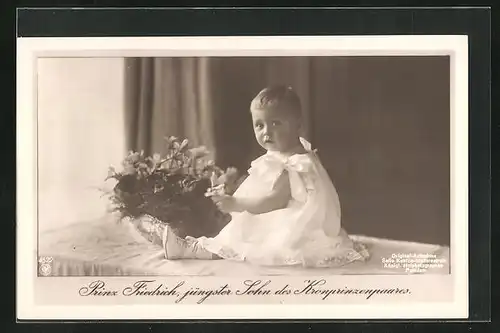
[
  {"left": 124, "top": 57, "right": 312, "bottom": 171},
  {"left": 125, "top": 58, "right": 216, "bottom": 158},
  {"left": 124, "top": 56, "right": 450, "bottom": 246}
]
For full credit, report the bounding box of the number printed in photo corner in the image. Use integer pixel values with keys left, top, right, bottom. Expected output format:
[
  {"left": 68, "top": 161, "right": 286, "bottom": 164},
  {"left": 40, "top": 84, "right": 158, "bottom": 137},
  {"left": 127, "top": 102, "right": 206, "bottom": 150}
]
[{"left": 38, "top": 256, "right": 53, "bottom": 276}]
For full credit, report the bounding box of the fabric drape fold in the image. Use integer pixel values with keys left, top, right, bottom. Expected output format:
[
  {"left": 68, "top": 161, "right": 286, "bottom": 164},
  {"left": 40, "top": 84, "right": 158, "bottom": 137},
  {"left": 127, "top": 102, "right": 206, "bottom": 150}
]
[{"left": 124, "top": 58, "right": 217, "bottom": 159}]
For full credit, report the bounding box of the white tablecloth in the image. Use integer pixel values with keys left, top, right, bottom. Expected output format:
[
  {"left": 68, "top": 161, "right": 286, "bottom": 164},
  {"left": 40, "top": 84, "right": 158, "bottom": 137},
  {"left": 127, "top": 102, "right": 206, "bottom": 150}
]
[{"left": 38, "top": 216, "right": 450, "bottom": 276}]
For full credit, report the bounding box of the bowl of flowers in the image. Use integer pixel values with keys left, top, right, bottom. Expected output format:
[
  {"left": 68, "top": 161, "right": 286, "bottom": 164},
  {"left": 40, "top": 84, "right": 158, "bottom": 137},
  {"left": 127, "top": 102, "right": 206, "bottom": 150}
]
[{"left": 103, "top": 136, "right": 244, "bottom": 246}]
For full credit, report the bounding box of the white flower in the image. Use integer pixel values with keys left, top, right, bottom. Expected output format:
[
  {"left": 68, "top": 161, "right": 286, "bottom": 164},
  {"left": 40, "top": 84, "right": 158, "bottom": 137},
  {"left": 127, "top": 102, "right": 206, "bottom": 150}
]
[
  {"left": 123, "top": 164, "right": 136, "bottom": 175},
  {"left": 189, "top": 146, "right": 210, "bottom": 158},
  {"left": 126, "top": 151, "right": 140, "bottom": 163},
  {"left": 107, "top": 166, "right": 116, "bottom": 177},
  {"left": 152, "top": 153, "right": 162, "bottom": 165}
]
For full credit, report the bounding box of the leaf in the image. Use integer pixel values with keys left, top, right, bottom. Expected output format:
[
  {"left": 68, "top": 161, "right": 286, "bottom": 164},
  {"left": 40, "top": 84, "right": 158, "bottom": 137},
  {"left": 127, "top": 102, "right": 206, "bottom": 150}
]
[
  {"left": 179, "top": 139, "right": 189, "bottom": 152},
  {"left": 106, "top": 135, "right": 232, "bottom": 235},
  {"left": 104, "top": 166, "right": 118, "bottom": 180}
]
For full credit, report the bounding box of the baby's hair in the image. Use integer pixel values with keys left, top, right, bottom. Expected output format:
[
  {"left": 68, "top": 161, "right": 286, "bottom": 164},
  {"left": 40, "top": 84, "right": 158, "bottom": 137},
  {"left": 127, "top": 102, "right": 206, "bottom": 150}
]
[{"left": 250, "top": 85, "right": 302, "bottom": 118}]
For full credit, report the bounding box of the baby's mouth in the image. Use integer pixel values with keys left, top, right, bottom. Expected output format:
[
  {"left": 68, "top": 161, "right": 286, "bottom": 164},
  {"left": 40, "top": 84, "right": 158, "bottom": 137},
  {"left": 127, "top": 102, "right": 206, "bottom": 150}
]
[{"left": 263, "top": 137, "right": 273, "bottom": 144}]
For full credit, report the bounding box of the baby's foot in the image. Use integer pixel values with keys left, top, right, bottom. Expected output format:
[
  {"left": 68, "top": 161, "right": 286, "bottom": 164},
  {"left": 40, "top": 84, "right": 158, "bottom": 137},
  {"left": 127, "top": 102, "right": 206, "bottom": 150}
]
[
  {"left": 162, "top": 226, "right": 215, "bottom": 260},
  {"left": 185, "top": 236, "right": 197, "bottom": 245}
]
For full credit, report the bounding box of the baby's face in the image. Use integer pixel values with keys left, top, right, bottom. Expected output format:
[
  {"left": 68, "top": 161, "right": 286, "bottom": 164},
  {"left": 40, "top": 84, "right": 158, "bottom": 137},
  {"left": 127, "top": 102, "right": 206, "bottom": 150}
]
[{"left": 251, "top": 107, "right": 301, "bottom": 153}]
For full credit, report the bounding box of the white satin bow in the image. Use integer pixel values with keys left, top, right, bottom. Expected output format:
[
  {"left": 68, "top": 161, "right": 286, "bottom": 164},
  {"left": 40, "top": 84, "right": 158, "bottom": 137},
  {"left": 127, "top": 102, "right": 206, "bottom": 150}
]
[{"left": 250, "top": 137, "right": 315, "bottom": 175}]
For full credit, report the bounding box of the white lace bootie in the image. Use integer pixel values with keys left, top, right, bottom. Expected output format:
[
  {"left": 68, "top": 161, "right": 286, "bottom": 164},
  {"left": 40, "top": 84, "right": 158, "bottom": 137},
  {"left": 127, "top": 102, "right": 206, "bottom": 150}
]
[{"left": 162, "top": 225, "right": 215, "bottom": 260}]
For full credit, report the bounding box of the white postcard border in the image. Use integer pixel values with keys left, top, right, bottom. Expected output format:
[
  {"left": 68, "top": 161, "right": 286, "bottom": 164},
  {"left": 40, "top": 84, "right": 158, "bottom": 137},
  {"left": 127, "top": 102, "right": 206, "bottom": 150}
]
[{"left": 17, "top": 35, "right": 469, "bottom": 320}]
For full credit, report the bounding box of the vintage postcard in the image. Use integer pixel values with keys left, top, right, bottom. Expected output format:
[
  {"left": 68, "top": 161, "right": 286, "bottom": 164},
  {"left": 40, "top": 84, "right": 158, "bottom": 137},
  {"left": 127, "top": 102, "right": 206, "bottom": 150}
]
[{"left": 17, "top": 35, "right": 468, "bottom": 320}]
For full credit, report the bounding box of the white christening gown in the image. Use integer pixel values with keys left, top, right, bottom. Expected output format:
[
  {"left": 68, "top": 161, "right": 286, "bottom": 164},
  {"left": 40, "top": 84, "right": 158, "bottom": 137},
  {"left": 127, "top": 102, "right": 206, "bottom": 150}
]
[{"left": 197, "top": 138, "right": 370, "bottom": 267}]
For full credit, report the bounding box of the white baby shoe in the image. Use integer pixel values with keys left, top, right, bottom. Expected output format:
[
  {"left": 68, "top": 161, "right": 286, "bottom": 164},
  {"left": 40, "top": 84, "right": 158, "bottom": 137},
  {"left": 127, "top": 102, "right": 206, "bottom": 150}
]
[{"left": 162, "top": 225, "right": 215, "bottom": 260}]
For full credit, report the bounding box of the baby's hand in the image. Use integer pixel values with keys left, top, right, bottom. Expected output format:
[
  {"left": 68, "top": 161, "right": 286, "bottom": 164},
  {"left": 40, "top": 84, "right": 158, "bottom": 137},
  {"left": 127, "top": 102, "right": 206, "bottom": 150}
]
[
  {"left": 204, "top": 184, "right": 226, "bottom": 197},
  {"left": 209, "top": 194, "right": 241, "bottom": 213}
]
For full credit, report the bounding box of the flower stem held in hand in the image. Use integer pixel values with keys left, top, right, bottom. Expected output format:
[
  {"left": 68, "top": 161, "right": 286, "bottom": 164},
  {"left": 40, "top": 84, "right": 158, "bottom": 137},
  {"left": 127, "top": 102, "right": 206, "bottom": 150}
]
[{"left": 209, "top": 170, "right": 291, "bottom": 215}]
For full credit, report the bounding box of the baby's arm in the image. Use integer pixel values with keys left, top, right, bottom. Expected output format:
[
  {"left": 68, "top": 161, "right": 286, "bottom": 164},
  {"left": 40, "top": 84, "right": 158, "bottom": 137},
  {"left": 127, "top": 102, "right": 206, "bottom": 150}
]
[
  {"left": 210, "top": 170, "right": 291, "bottom": 215},
  {"left": 236, "top": 170, "right": 291, "bottom": 214}
]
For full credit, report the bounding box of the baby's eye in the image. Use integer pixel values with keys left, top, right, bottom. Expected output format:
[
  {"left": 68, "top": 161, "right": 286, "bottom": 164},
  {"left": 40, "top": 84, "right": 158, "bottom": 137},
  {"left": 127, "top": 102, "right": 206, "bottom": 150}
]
[
  {"left": 255, "top": 123, "right": 264, "bottom": 129},
  {"left": 271, "top": 121, "right": 281, "bottom": 126}
]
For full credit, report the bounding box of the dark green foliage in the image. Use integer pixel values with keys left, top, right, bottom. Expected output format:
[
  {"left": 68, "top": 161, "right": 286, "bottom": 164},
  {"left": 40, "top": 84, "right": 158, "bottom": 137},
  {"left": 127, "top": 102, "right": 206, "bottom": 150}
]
[{"left": 103, "top": 136, "right": 238, "bottom": 238}]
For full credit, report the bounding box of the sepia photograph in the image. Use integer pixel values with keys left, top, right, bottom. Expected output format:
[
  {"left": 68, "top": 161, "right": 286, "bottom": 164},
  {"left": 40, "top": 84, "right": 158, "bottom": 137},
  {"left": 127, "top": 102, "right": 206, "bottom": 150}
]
[
  {"left": 35, "top": 54, "right": 453, "bottom": 277},
  {"left": 17, "top": 36, "right": 469, "bottom": 319}
]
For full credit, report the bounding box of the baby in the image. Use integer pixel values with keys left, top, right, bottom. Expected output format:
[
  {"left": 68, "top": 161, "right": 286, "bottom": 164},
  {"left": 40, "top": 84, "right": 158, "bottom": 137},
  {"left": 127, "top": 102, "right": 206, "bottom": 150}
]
[{"left": 162, "top": 85, "right": 369, "bottom": 267}]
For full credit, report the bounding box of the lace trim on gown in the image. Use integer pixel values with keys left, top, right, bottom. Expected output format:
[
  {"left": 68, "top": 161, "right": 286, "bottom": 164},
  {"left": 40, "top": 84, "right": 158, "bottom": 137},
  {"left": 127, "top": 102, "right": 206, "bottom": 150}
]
[{"left": 198, "top": 231, "right": 371, "bottom": 268}]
